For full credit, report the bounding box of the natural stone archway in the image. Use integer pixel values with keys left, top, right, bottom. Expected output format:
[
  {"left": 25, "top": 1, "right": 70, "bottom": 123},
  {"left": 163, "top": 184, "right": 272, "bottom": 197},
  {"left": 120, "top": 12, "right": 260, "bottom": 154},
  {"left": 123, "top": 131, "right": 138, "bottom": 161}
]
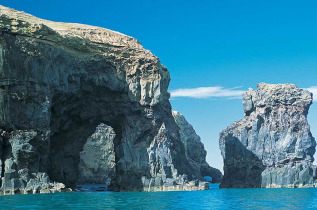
[
  {"left": 76, "top": 112, "right": 223, "bottom": 189},
  {"left": 0, "top": 6, "right": 219, "bottom": 194}
]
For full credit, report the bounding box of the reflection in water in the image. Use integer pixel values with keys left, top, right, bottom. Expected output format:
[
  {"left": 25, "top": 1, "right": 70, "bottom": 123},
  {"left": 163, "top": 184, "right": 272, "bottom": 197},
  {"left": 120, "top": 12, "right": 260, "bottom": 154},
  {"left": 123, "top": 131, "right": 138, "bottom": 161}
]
[{"left": 1, "top": 188, "right": 317, "bottom": 209}]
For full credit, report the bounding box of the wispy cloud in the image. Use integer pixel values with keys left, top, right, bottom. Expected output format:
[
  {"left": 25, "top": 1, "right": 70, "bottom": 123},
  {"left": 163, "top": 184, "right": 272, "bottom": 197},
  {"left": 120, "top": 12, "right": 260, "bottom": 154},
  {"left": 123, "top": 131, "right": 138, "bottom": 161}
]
[
  {"left": 170, "top": 86, "right": 245, "bottom": 99},
  {"left": 307, "top": 86, "right": 317, "bottom": 101}
]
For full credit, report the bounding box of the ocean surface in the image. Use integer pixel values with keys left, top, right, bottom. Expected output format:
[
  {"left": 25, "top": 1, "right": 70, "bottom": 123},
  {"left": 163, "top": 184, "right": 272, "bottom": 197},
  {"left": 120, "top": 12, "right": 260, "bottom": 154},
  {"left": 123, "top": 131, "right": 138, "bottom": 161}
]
[{"left": 1, "top": 184, "right": 317, "bottom": 209}]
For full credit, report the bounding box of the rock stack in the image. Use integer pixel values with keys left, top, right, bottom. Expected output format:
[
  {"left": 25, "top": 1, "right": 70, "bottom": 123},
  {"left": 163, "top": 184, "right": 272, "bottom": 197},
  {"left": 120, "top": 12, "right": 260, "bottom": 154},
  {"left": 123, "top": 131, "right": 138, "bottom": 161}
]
[{"left": 220, "top": 83, "right": 316, "bottom": 188}]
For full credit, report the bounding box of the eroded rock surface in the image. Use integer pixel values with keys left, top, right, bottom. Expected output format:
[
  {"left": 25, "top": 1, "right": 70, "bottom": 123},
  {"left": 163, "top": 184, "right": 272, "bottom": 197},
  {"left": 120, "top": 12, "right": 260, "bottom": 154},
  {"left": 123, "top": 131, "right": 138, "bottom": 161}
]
[
  {"left": 77, "top": 112, "right": 222, "bottom": 190},
  {"left": 220, "top": 83, "right": 316, "bottom": 188},
  {"left": 77, "top": 124, "right": 116, "bottom": 185},
  {"left": 0, "top": 130, "right": 68, "bottom": 194},
  {"left": 142, "top": 123, "right": 210, "bottom": 191},
  {"left": 0, "top": 5, "right": 214, "bottom": 194},
  {"left": 172, "top": 111, "right": 222, "bottom": 183}
]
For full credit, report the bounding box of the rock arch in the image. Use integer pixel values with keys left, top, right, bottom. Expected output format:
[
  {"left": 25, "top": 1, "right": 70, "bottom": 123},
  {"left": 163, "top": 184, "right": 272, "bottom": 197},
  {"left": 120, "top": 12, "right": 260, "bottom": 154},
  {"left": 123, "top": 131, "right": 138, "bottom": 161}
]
[{"left": 0, "top": 5, "right": 221, "bottom": 194}]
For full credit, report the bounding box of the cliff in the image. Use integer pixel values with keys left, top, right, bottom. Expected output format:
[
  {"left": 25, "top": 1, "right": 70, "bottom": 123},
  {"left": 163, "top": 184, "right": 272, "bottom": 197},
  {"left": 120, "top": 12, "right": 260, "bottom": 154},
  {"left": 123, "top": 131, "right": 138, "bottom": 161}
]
[
  {"left": 219, "top": 83, "right": 316, "bottom": 188},
  {"left": 172, "top": 111, "right": 222, "bottom": 183},
  {"left": 0, "top": 5, "right": 214, "bottom": 194}
]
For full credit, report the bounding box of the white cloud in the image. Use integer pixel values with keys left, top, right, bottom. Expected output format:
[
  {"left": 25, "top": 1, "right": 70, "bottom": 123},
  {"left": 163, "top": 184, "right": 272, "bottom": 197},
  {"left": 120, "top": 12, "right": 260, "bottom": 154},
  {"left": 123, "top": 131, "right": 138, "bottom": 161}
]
[
  {"left": 170, "top": 86, "right": 245, "bottom": 99},
  {"left": 307, "top": 86, "right": 317, "bottom": 101}
]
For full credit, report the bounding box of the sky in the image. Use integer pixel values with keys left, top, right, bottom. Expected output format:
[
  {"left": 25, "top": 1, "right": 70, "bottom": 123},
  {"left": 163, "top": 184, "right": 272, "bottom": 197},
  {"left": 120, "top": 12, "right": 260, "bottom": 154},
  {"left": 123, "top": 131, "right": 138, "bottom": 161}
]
[{"left": 2, "top": 0, "right": 317, "bottom": 172}]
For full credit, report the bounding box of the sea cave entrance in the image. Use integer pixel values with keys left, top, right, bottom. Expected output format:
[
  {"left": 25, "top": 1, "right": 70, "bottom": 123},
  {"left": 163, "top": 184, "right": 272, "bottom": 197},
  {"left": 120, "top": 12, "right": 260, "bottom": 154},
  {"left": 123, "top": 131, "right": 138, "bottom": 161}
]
[{"left": 46, "top": 89, "right": 126, "bottom": 190}]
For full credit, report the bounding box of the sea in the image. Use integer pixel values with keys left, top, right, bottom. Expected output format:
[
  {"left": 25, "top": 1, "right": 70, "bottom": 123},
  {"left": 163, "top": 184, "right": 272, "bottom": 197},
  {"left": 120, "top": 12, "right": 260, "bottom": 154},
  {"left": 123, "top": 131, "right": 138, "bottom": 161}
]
[{"left": 0, "top": 184, "right": 317, "bottom": 209}]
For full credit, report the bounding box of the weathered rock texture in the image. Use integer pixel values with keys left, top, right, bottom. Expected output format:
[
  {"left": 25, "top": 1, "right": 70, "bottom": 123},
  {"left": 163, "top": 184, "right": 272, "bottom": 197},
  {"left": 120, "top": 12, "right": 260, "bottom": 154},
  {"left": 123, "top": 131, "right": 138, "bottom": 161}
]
[
  {"left": 76, "top": 112, "right": 222, "bottom": 188},
  {"left": 220, "top": 83, "right": 316, "bottom": 188},
  {"left": 0, "top": 5, "right": 216, "bottom": 194},
  {"left": 77, "top": 124, "right": 116, "bottom": 185},
  {"left": 172, "top": 111, "right": 222, "bottom": 183}
]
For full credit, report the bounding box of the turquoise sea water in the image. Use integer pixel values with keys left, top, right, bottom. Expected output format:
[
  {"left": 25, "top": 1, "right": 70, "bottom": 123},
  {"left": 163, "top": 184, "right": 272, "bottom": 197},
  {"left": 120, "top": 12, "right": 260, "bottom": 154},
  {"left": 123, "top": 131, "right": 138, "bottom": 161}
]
[{"left": 1, "top": 186, "right": 317, "bottom": 209}]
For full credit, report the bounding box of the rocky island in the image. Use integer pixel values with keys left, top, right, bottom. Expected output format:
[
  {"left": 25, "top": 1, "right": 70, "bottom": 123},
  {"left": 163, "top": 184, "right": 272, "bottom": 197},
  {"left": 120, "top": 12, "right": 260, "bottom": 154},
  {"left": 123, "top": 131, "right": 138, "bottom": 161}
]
[
  {"left": 220, "top": 83, "right": 316, "bottom": 188},
  {"left": 0, "top": 5, "right": 221, "bottom": 194}
]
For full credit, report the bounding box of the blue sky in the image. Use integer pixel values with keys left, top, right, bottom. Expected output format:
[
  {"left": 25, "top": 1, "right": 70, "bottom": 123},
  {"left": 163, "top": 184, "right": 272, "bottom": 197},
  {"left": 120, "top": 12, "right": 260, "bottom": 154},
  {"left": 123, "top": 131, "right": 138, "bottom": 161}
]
[{"left": 3, "top": 0, "right": 317, "bottom": 172}]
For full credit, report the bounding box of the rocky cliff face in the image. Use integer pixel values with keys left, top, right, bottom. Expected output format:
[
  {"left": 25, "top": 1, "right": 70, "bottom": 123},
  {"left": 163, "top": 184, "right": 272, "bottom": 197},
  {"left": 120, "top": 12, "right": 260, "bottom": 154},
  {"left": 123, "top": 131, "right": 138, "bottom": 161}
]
[
  {"left": 172, "top": 111, "right": 222, "bottom": 183},
  {"left": 220, "top": 83, "right": 316, "bottom": 188},
  {"left": 76, "top": 112, "right": 222, "bottom": 188},
  {"left": 0, "top": 5, "right": 214, "bottom": 194}
]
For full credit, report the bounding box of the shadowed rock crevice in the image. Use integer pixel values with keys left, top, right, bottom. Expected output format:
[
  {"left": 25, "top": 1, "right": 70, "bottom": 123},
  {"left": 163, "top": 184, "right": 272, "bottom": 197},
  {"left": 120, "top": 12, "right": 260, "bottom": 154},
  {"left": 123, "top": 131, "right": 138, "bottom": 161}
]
[
  {"left": 47, "top": 88, "right": 130, "bottom": 188},
  {"left": 220, "top": 134, "right": 265, "bottom": 188}
]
